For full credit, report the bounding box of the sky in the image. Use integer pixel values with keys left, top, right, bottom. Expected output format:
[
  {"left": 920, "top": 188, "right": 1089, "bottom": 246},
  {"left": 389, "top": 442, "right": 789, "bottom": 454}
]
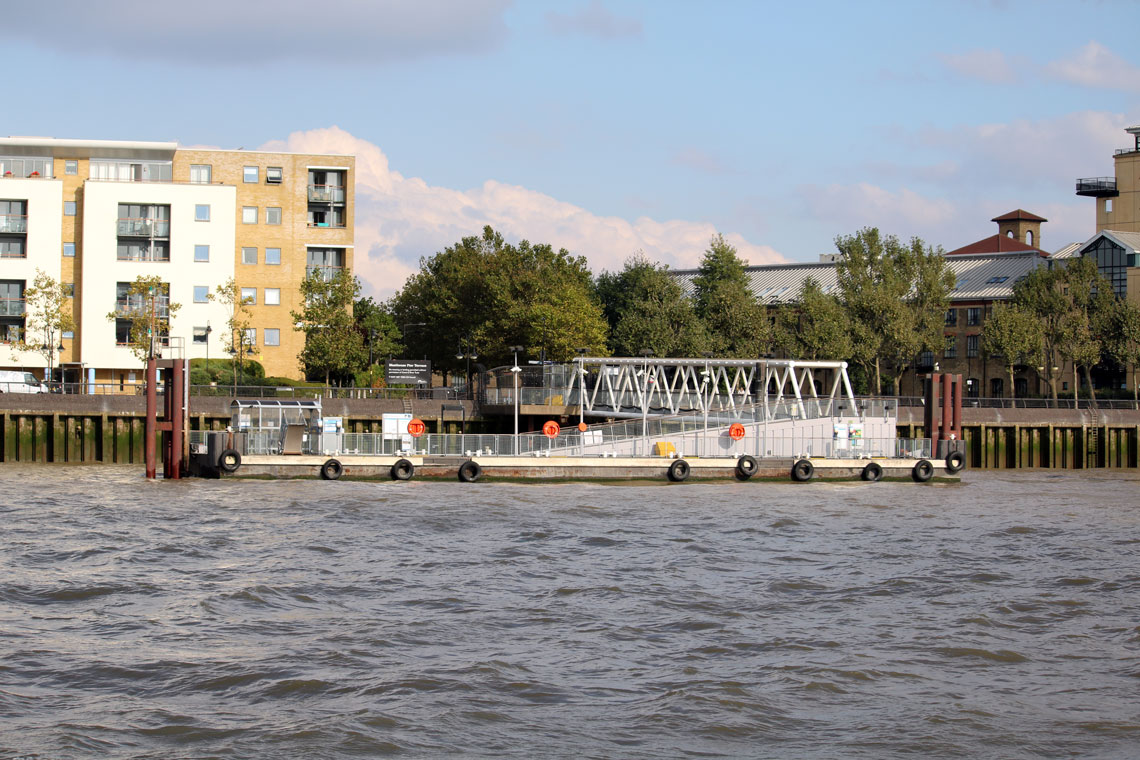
[{"left": 4, "top": 0, "right": 1139, "bottom": 299}]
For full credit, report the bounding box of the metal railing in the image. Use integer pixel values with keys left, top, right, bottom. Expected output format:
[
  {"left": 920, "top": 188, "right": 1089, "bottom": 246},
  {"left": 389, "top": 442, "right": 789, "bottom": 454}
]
[
  {"left": 892, "top": 395, "right": 1140, "bottom": 410},
  {"left": 117, "top": 218, "right": 170, "bottom": 237},
  {"left": 1075, "top": 177, "right": 1117, "bottom": 194},
  {"left": 307, "top": 184, "right": 346, "bottom": 203},
  {"left": 0, "top": 214, "right": 27, "bottom": 233},
  {"left": 0, "top": 297, "right": 25, "bottom": 316}
]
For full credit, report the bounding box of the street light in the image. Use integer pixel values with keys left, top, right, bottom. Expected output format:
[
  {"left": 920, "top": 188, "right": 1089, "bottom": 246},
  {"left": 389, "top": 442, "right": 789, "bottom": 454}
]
[
  {"left": 457, "top": 335, "right": 478, "bottom": 400},
  {"left": 510, "top": 345, "right": 524, "bottom": 455},
  {"left": 205, "top": 321, "right": 213, "bottom": 378},
  {"left": 639, "top": 348, "right": 654, "bottom": 452}
]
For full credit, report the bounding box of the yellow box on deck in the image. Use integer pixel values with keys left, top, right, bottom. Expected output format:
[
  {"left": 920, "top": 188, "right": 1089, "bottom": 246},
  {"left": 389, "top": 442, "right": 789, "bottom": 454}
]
[{"left": 654, "top": 442, "right": 677, "bottom": 456}]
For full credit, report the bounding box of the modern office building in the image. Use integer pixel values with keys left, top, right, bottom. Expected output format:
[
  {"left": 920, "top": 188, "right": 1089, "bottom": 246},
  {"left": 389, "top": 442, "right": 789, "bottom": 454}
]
[{"left": 0, "top": 137, "right": 354, "bottom": 388}]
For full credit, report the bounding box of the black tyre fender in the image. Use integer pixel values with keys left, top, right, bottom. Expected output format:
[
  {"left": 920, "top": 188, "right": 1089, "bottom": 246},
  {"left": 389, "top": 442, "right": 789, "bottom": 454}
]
[
  {"left": 735, "top": 454, "right": 758, "bottom": 480},
  {"left": 218, "top": 448, "right": 241, "bottom": 474},
  {"left": 791, "top": 459, "right": 814, "bottom": 482},
  {"left": 321, "top": 458, "right": 344, "bottom": 481},
  {"left": 390, "top": 458, "right": 415, "bottom": 481},
  {"left": 912, "top": 459, "right": 934, "bottom": 483},
  {"left": 861, "top": 462, "right": 883, "bottom": 482},
  {"left": 667, "top": 459, "right": 690, "bottom": 482},
  {"left": 945, "top": 450, "right": 965, "bottom": 474},
  {"left": 458, "top": 460, "right": 482, "bottom": 483}
]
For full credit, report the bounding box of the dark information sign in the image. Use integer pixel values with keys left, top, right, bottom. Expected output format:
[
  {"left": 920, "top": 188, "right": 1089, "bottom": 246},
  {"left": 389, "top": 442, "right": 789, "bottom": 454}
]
[{"left": 386, "top": 359, "right": 432, "bottom": 385}]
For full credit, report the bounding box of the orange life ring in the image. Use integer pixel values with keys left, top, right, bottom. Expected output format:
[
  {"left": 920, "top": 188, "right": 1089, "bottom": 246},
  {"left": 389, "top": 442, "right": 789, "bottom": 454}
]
[
  {"left": 407, "top": 418, "right": 425, "bottom": 437},
  {"left": 543, "top": 420, "right": 560, "bottom": 438},
  {"left": 729, "top": 423, "right": 746, "bottom": 441}
]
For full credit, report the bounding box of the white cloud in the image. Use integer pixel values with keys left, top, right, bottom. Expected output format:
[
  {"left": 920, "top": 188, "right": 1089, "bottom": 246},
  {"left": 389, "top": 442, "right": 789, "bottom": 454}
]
[
  {"left": 260, "top": 127, "right": 784, "bottom": 298},
  {"left": 800, "top": 182, "right": 958, "bottom": 236},
  {"left": 546, "top": 1, "right": 642, "bottom": 39},
  {"left": 7, "top": 0, "right": 511, "bottom": 65},
  {"left": 1045, "top": 41, "right": 1140, "bottom": 94},
  {"left": 940, "top": 49, "right": 1019, "bottom": 84}
]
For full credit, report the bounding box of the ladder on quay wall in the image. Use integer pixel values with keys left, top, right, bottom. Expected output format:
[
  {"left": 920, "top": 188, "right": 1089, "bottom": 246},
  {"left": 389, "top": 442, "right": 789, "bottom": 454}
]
[{"left": 1088, "top": 400, "right": 1100, "bottom": 467}]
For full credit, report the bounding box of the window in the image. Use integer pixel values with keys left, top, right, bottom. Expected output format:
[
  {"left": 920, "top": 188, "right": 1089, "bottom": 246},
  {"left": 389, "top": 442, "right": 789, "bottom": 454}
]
[
  {"left": 195, "top": 204, "right": 210, "bottom": 221},
  {"left": 243, "top": 166, "right": 258, "bottom": 183},
  {"left": 967, "top": 307, "right": 981, "bottom": 326},
  {"left": 190, "top": 164, "right": 212, "bottom": 184},
  {"left": 242, "top": 247, "right": 257, "bottom": 265},
  {"left": 918, "top": 350, "right": 934, "bottom": 368},
  {"left": 193, "top": 327, "right": 209, "bottom": 345},
  {"left": 118, "top": 240, "right": 169, "bottom": 262},
  {"left": 1106, "top": 198, "right": 1113, "bottom": 213},
  {"left": 62, "top": 330, "right": 74, "bottom": 339},
  {"left": 65, "top": 160, "right": 78, "bottom": 175},
  {"left": 64, "top": 201, "right": 77, "bottom": 216},
  {"left": 264, "top": 328, "right": 280, "bottom": 346},
  {"left": 0, "top": 240, "right": 25, "bottom": 258},
  {"left": 944, "top": 309, "right": 957, "bottom": 326},
  {"left": 240, "top": 287, "right": 256, "bottom": 304},
  {"left": 63, "top": 242, "right": 75, "bottom": 257},
  {"left": 985, "top": 276, "right": 1008, "bottom": 284},
  {"left": 944, "top": 335, "right": 957, "bottom": 359},
  {"left": 0, "top": 157, "right": 53, "bottom": 178},
  {"left": 193, "top": 286, "right": 209, "bottom": 303},
  {"left": 266, "top": 207, "right": 281, "bottom": 225},
  {"left": 264, "top": 288, "right": 280, "bottom": 305},
  {"left": 266, "top": 167, "right": 283, "bottom": 184},
  {"left": 265, "top": 247, "right": 281, "bottom": 265},
  {"left": 966, "top": 335, "right": 979, "bottom": 358},
  {"left": 63, "top": 283, "right": 75, "bottom": 297},
  {"left": 243, "top": 327, "right": 256, "bottom": 347},
  {"left": 194, "top": 245, "right": 210, "bottom": 262},
  {"left": 242, "top": 206, "right": 257, "bottom": 224},
  {"left": 89, "top": 160, "right": 170, "bottom": 182},
  {"left": 306, "top": 247, "right": 344, "bottom": 279}
]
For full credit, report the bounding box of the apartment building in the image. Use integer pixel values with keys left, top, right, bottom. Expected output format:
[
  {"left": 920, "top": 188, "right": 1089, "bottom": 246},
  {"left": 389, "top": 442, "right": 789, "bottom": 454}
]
[
  {"left": 1076, "top": 124, "right": 1140, "bottom": 304},
  {"left": 0, "top": 137, "right": 354, "bottom": 387}
]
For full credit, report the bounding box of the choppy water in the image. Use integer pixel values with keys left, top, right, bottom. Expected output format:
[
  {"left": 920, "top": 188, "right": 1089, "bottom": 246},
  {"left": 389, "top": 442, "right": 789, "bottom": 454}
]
[{"left": 1, "top": 467, "right": 1139, "bottom": 759}]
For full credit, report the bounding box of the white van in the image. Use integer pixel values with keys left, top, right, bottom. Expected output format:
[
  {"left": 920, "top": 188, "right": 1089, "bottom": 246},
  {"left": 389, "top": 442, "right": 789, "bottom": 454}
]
[{"left": 0, "top": 370, "right": 47, "bottom": 393}]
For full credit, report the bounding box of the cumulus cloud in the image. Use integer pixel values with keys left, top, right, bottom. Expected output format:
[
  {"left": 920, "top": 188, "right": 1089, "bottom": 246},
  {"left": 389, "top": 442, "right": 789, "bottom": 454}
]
[
  {"left": 940, "top": 49, "right": 1019, "bottom": 84},
  {"left": 546, "top": 1, "right": 642, "bottom": 39},
  {"left": 7, "top": 0, "right": 511, "bottom": 65},
  {"left": 800, "top": 183, "right": 958, "bottom": 236},
  {"left": 1045, "top": 41, "right": 1140, "bottom": 94},
  {"left": 260, "top": 127, "right": 784, "bottom": 298}
]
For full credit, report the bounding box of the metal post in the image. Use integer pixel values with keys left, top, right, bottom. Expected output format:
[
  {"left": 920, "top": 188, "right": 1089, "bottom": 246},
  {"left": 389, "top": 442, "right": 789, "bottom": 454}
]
[
  {"left": 511, "top": 345, "right": 523, "bottom": 456},
  {"left": 145, "top": 356, "right": 157, "bottom": 479}
]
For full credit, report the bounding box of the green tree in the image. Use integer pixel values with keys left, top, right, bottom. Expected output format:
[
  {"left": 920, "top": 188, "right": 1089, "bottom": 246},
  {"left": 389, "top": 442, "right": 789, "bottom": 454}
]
[
  {"left": 691, "top": 234, "right": 771, "bottom": 357},
  {"left": 1011, "top": 264, "right": 1069, "bottom": 401},
  {"left": 835, "top": 228, "right": 953, "bottom": 395},
  {"left": 105, "top": 274, "right": 179, "bottom": 364},
  {"left": 981, "top": 303, "right": 1042, "bottom": 399},
  {"left": 212, "top": 278, "right": 257, "bottom": 390},
  {"left": 1056, "top": 256, "right": 1115, "bottom": 401},
  {"left": 353, "top": 296, "right": 403, "bottom": 387},
  {"left": 1108, "top": 299, "right": 1140, "bottom": 405},
  {"left": 596, "top": 253, "right": 707, "bottom": 357},
  {"left": 292, "top": 268, "right": 367, "bottom": 386},
  {"left": 778, "top": 278, "right": 852, "bottom": 361},
  {"left": 20, "top": 269, "right": 75, "bottom": 376}
]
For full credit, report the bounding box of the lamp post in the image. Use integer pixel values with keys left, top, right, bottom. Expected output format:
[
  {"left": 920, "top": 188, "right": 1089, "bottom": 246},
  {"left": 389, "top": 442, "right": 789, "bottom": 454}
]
[
  {"left": 205, "top": 321, "right": 212, "bottom": 378},
  {"left": 510, "top": 346, "right": 522, "bottom": 458},
  {"left": 639, "top": 348, "right": 654, "bottom": 454},
  {"left": 456, "top": 335, "right": 478, "bottom": 400}
]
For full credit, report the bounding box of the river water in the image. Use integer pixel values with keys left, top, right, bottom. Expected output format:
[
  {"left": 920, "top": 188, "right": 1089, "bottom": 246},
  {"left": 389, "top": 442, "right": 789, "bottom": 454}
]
[{"left": 1, "top": 467, "right": 1138, "bottom": 759}]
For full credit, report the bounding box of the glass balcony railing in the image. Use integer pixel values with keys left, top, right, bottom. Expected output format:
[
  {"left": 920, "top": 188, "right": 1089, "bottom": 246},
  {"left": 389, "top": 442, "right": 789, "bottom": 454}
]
[
  {"left": 115, "top": 297, "right": 170, "bottom": 318},
  {"left": 308, "top": 184, "right": 346, "bottom": 203},
  {"left": 0, "top": 298, "right": 25, "bottom": 316},
  {"left": 305, "top": 265, "right": 344, "bottom": 281},
  {"left": 0, "top": 214, "right": 27, "bottom": 233},
  {"left": 117, "top": 218, "right": 170, "bottom": 237}
]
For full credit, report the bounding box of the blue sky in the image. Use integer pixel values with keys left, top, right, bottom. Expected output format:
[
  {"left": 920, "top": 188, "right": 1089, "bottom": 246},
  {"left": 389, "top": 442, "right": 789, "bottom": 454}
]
[{"left": 5, "top": 0, "right": 1139, "bottom": 297}]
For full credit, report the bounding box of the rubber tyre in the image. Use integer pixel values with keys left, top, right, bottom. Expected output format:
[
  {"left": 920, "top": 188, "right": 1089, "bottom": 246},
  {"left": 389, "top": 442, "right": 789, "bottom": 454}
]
[
  {"left": 218, "top": 448, "right": 241, "bottom": 474},
  {"left": 458, "top": 460, "right": 482, "bottom": 483},
  {"left": 791, "top": 459, "right": 814, "bottom": 482},
  {"left": 321, "top": 458, "right": 344, "bottom": 481},
  {"left": 390, "top": 458, "right": 415, "bottom": 481},
  {"left": 667, "top": 459, "right": 691, "bottom": 482},
  {"left": 912, "top": 459, "right": 934, "bottom": 483},
  {"left": 945, "top": 450, "right": 965, "bottom": 474},
  {"left": 861, "top": 462, "right": 883, "bottom": 482},
  {"left": 735, "top": 455, "right": 758, "bottom": 480}
]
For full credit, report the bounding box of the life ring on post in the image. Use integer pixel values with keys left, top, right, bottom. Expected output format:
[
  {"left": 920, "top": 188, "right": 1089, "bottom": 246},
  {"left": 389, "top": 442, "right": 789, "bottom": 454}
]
[
  {"left": 791, "top": 459, "right": 814, "bottom": 482},
  {"left": 321, "top": 458, "right": 344, "bottom": 481},
  {"left": 735, "top": 455, "right": 758, "bottom": 480},
  {"left": 945, "top": 450, "right": 965, "bottom": 474},
  {"left": 218, "top": 448, "right": 241, "bottom": 474},
  {"left": 861, "top": 462, "right": 883, "bottom": 482},
  {"left": 458, "top": 460, "right": 483, "bottom": 483},
  {"left": 912, "top": 459, "right": 934, "bottom": 483},
  {"left": 390, "top": 458, "right": 415, "bottom": 481},
  {"left": 667, "top": 459, "right": 690, "bottom": 482}
]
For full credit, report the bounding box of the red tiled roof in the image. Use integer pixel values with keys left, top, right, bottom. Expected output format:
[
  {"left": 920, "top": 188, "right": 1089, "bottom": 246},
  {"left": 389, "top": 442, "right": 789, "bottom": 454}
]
[
  {"left": 945, "top": 233, "right": 1050, "bottom": 257},
  {"left": 991, "top": 209, "right": 1047, "bottom": 222}
]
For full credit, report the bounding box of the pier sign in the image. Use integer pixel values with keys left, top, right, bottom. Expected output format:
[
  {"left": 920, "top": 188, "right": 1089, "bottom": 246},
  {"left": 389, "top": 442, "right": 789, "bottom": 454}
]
[{"left": 386, "top": 360, "right": 432, "bottom": 386}]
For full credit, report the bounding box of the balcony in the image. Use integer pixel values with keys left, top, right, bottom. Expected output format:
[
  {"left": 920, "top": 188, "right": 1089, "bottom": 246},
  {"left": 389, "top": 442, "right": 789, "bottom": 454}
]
[
  {"left": 0, "top": 298, "right": 25, "bottom": 317},
  {"left": 115, "top": 297, "right": 170, "bottom": 319},
  {"left": 308, "top": 184, "right": 346, "bottom": 203},
  {"left": 117, "top": 218, "right": 171, "bottom": 237},
  {"left": 306, "top": 265, "right": 344, "bottom": 281},
  {"left": 0, "top": 214, "right": 27, "bottom": 234},
  {"left": 1075, "top": 177, "right": 1118, "bottom": 198}
]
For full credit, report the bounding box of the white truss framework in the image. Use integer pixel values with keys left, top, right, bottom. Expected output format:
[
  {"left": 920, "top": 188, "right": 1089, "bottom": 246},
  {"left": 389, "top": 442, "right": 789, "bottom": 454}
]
[{"left": 571, "top": 357, "right": 858, "bottom": 423}]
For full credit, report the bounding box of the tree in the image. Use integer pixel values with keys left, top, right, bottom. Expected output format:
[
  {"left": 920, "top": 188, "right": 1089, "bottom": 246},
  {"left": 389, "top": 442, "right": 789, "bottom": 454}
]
[
  {"left": 105, "top": 274, "right": 179, "bottom": 364},
  {"left": 1055, "top": 256, "right": 1115, "bottom": 402},
  {"left": 1108, "top": 299, "right": 1140, "bottom": 405},
  {"left": 353, "top": 296, "right": 403, "bottom": 387},
  {"left": 292, "top": 268, "right": 367, "bottom": 386},
  {"left": 981, "top": 303, "right": 1042, "bottom": 399},
  {"left": 835, "top": 228, "right": 953, "bottom": 395},
  {"left": 1011, "top": 264, "right": 1069, "bottom": 401},
  {"left": 596, "top": 253, "right": 707, "bottom": 357},
  {"left": 20, "top": 269, "right": 75, "bottom": 378},
  {"left": 691, "top": 234, "right": 771, "bottom": 357},
  {"left": 212, "top": 278, "right": 257, "bottom": 390},
  {"left": 778, "top": 278, "right": 852, "bottom": 361}
]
